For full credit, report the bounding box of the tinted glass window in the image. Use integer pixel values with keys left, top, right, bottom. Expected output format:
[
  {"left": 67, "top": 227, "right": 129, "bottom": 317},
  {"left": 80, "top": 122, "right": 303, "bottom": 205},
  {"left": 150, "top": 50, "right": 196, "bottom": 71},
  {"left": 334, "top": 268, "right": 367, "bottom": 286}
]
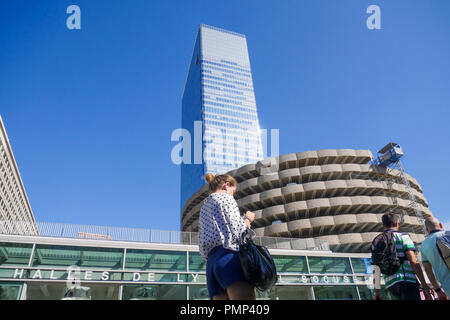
[
  {"left": 125, "top": 249, "right": 186, "bottom": 272},
  {"left": 0, "top": 242, "right": 33, "bottom": 266},
  {"left": 32, "top": 245, "right": 123, "bottom": 269},
  {"left": 308, "top": 257, "right": 352, "bottom": 274}
]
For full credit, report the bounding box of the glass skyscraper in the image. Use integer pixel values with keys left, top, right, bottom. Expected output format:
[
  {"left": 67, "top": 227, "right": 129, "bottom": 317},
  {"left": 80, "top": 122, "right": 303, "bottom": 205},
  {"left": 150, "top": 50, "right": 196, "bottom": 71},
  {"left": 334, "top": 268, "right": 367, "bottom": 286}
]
[{"left": 180, "top": 24, "right": 263, "bottom": 212}]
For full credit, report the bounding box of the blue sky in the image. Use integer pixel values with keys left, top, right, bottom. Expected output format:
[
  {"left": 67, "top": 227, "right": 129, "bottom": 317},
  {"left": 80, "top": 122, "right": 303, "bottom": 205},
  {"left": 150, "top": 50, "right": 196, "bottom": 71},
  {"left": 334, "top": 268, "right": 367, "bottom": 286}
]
[{"left": 1, "top": 0, "right": 449, "bottom": 231}]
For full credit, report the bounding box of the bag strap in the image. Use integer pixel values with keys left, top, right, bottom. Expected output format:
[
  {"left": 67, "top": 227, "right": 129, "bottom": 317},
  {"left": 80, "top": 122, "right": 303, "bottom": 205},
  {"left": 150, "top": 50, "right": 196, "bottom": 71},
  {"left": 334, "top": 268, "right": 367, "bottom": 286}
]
[
  {"left": 435, "top": 239, "right": 445, "bottom": 262},
  {"left": 240, "top": 228, "right": 256, "bottom": 244}
]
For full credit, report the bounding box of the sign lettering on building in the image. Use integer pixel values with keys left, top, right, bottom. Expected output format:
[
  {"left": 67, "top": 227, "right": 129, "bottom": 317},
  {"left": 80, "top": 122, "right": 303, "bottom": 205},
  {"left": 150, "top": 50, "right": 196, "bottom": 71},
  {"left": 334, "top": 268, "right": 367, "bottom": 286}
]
[{"left": 6, "top": 268, "right": 372, "bottom": 285}]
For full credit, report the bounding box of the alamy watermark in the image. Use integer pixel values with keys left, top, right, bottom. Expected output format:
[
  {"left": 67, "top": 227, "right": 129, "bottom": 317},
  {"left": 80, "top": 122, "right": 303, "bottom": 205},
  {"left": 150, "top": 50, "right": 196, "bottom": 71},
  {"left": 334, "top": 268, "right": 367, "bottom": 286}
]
[
  {"left": 366, "top": 5, "right": 381, "bottom": 30},
  {"left": 170, "top": 121, "right": 280, "bottom": 176},
  {"left": 66, "top": 5, "right": 81, "bottom": 30},
  {"left": 64, "top": 5, "right": 381, "bottom": 31}
]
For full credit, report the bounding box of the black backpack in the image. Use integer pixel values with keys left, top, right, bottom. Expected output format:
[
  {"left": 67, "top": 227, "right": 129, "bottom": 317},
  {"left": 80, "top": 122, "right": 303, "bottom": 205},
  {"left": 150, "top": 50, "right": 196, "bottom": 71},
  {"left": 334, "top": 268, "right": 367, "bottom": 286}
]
[{"left": 371, "top": 230, "right": 406, "bottom": 276}]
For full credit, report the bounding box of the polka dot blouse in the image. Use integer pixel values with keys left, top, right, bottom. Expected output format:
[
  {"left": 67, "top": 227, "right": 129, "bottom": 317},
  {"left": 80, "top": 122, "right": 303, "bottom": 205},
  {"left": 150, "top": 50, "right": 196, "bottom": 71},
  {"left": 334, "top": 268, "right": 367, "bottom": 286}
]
[{"left": 198, "top": 192, "right": 248, "bottom": 260}]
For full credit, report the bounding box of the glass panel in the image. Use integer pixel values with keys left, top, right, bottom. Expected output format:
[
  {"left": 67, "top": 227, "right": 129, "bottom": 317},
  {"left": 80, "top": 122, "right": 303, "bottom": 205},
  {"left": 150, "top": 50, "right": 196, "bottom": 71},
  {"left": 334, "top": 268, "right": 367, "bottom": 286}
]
[
  {"left": 188, "top": 252, "right": 206, "bottom": 272},
  {"left": 0, "top": 282, "right": 23, "bottom": 300},
  {"left": 32, "top": 245, "right": 123, "bottom": 269},
  {"left": 26, "top": 283, "right": 119, "bottom": 300},
  {"left": 0, "top": 268, "right": 23, "bottom": 279},
  {"left": 0, "top": 242, "right": 33, "bottom": 266},
  {"left": 313, "top": 286, "right": 358, "bottom": 300},
  {"left": 308, "top": 257, "right": 352, "bottom": 274},
  {"left": 271, "top": 286, "right": 309, "bottom": 300},
  {"left": 273, "top": 255, "right": 307, "bottom": 273},
  {"left": 255, "top": 289, "right": 271, "bottom": 300},
  {"left": 351, "top": 258, "right": 372, "bottom": 274},
  {"left": 188, "top": 285, "right": 209, "bottom": 300},
  {"left": 125, "top": 249, "right": 187, "bottom": 272},
  {"left": 122, "top": 284, "right": 187, "bottom": 300},
  {"left": 358, "top": 285, "right": 373, "bottom": 300},
  {"left": 357, "top": 285, "right": 394, "bottom": 300}
]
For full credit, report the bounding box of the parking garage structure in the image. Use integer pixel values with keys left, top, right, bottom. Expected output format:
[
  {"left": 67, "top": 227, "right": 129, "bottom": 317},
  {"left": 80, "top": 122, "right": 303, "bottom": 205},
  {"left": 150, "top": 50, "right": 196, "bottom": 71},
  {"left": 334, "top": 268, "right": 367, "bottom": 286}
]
[{"left": 181, "top": 149, "right": 433, "bottom": 253}]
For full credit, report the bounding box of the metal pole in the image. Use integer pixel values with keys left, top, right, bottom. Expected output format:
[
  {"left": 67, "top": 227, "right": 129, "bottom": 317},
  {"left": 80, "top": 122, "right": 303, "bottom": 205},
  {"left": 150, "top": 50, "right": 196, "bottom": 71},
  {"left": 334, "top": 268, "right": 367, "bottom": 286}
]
[
  {"left": 19, "top": 283, "right": 27, "bottom": 300},
  {"left": 349, "top": 257, "right": 361, "bottom": 300},
  {"left": 118, "top": 285, "right": 124, "bottom": 300}
]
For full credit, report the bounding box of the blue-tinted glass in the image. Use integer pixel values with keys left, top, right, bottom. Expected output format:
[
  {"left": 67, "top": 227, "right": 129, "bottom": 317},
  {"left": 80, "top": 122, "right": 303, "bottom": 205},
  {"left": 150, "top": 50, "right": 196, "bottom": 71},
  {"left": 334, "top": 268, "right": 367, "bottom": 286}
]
[{"left": 181, "top": 25, "right": 264, "bottom": 215}]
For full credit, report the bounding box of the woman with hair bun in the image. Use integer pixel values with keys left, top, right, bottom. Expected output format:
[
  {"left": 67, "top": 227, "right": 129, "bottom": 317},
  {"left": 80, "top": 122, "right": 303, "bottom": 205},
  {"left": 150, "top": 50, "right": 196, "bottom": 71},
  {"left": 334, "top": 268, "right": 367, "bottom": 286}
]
[{"left": 198, "top": 173, "right": 256, "bottom": 300}]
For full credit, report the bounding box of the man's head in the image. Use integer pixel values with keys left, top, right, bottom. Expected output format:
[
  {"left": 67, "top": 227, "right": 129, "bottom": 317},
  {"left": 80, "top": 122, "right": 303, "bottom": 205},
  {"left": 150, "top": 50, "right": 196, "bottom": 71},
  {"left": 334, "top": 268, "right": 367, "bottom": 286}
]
[
  {"left": 382, "top": 213, "right": 399, "bottom": 230},
  {"left": 424, "top": 217, "right": 444, "bottom": 234}
]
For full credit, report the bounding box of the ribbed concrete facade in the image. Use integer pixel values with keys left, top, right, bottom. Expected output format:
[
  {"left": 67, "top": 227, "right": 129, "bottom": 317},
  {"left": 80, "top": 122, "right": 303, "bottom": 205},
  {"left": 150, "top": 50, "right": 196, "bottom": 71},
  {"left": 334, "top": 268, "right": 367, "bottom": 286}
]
[
  {"left": 181, "top": 149, "right": 433, "bottom": 253},
  {"left": 0, "top": 115, "right": 37, "bottom": 235}
]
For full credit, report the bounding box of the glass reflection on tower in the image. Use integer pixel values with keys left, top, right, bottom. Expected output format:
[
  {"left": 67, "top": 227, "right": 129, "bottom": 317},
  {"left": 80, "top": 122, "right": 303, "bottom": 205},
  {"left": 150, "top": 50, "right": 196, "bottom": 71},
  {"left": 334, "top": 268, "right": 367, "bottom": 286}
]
[{"left": 181, "top": 24, "right": 263, "bottom": 212}]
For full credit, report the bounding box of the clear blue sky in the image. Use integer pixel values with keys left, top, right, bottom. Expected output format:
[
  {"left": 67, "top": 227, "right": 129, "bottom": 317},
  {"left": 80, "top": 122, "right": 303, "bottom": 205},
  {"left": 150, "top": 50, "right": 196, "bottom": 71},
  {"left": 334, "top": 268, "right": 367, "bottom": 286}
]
[{"left": 1, "top": 0, "right": 449, "bottom": 231}]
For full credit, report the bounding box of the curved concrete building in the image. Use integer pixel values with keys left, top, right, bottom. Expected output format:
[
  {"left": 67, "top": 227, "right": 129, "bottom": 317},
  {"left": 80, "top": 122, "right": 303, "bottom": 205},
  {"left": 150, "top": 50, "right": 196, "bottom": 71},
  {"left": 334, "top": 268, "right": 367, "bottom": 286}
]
[{"left": 181, "top": 149, "right": 433, "bottom": 253}]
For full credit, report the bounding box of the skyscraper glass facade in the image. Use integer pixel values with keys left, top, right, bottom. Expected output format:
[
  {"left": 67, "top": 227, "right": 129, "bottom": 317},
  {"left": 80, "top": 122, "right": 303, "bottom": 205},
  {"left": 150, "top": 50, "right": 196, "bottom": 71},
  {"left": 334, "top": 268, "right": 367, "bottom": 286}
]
[{"left": 181, "top": 24, "right": 263, "bottom": 212}]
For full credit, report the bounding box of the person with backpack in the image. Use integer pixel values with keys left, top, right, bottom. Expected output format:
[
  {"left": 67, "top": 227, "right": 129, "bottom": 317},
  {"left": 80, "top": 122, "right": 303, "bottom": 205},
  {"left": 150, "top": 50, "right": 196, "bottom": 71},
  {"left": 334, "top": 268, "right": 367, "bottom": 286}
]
[
  {"left": 372, "top": 213, "right": 432, "bottom": 300},
  {"left": 420, "top": 217, "right": 449, "bottom": 300}
]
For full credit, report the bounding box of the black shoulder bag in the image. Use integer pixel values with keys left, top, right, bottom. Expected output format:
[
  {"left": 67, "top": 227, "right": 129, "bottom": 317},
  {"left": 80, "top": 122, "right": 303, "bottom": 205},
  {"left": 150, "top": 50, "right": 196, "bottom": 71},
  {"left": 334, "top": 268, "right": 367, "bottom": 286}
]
[{"left": 238, "top": 229, "right": 278, "bottom": 291}]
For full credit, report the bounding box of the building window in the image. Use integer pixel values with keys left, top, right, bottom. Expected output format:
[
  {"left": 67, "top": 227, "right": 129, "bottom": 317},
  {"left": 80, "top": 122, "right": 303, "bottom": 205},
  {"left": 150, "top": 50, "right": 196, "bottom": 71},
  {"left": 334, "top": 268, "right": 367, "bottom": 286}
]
[
  {"left": 188, "top": 285, "right": 209, "bottom": 300},
  {"left": 351, "top": 258, "right": 372, "bottom": 274},
  {"left": 270, "top": 286, "right": 309, "bottom": 300},
  {"left": 0, "top": 282, "right": 23, "bottom": 300},
  {"left": 0, "top": 242, "right": 33, "bottom": 266},
  {"left": 188, "top": 252, "right": 206, "bottom": 272},
  {"left": 125, "top": 249, "right": 187, "bottom": 272},
  {"left": 31, "top": 245, "right": 123, "bottom": 269},
  {"left": 313, "top": 286, "right": 359, "bottom": 300},
  {"left": 122, "top": 284, "right": 187, "bottom": 300},
  {"left": 273, "top": 255, "right": 307, "bottom": 273},
  {"left": 308, "top": 257, "right": 352, "bottom": 274}
]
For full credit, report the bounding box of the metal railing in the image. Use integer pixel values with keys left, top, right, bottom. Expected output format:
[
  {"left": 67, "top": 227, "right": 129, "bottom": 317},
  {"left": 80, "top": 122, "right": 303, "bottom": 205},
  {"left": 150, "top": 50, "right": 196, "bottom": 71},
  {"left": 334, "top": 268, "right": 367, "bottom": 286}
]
[{"left": 0, "top": 220, "right": 330, "bottom": 251}]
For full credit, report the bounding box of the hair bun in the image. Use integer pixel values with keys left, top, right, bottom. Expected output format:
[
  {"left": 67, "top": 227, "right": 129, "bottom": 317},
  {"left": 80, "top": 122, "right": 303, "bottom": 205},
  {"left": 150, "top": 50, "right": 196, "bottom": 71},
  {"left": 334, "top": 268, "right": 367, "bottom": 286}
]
[{"left": 205, "top": 173, "right": 215, "bottom": 183}]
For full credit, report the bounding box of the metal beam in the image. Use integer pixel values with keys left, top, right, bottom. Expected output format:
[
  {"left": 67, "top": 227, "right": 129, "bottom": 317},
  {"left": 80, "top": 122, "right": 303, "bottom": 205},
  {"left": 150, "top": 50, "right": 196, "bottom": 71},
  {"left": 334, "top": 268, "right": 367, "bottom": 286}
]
[
  {"left": 170, "top": 256, "right": 184, "bottom": 271},
  {"left": 0, "top": 247, "right": 9, "bottom": 260},
  {"left": 281, "top": 256, "right": 303, "bottom": 272}
]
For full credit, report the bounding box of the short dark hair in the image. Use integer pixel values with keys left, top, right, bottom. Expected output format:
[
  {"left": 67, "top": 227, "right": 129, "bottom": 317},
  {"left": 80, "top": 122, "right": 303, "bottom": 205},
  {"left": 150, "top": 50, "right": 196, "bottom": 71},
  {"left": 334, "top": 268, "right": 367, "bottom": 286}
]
[{"left": 382, "top": 213, "right": 398, "bottom": 228}]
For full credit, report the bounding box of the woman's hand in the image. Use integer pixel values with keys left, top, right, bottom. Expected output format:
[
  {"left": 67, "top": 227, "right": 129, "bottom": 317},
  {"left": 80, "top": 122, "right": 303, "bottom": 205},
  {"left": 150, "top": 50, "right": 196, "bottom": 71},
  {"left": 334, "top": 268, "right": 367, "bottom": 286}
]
[
  {"left": 244, "top": 211, "right": 255, "bottom": 228},
  {"left": 245, "top": 211, "right": 255, "bottom": 222}
]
